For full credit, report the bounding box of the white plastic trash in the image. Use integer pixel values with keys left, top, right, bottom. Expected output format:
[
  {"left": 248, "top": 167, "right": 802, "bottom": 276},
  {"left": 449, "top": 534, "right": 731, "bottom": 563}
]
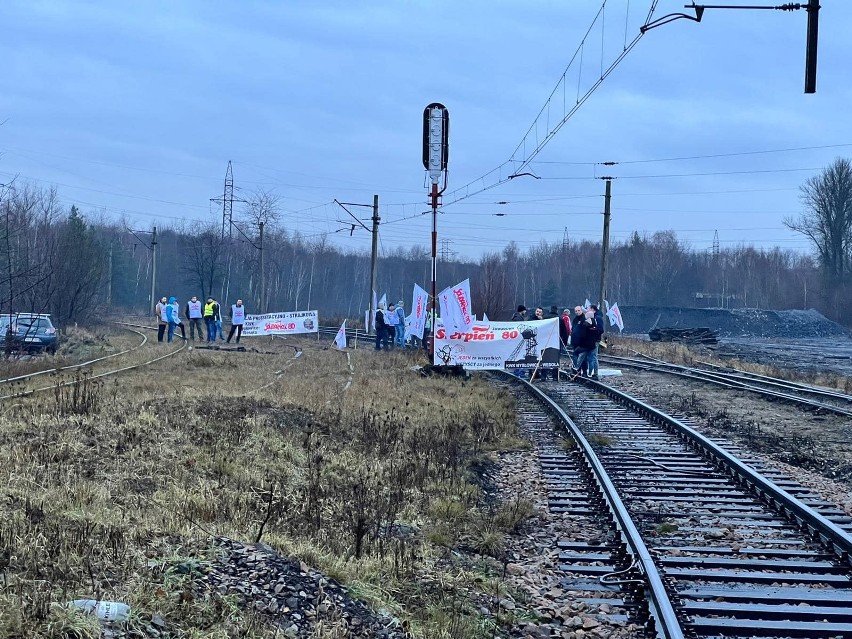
[{"left": 70, "top": 599, "right": 131, "bottom": 622}]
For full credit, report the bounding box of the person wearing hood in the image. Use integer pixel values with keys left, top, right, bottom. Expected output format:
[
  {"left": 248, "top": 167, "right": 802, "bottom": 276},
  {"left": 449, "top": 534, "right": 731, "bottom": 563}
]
[
  {"left": 165, "top": 296, "right": 179, "bottom": 343},
  {"left": 171, "top": 297, "right": 186, "bottom": 341}
]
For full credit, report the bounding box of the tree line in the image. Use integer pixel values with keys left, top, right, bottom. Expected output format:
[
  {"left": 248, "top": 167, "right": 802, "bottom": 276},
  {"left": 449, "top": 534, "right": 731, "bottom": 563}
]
[{"left": 1, "top": 158, "right": 850, "bottom": 328}]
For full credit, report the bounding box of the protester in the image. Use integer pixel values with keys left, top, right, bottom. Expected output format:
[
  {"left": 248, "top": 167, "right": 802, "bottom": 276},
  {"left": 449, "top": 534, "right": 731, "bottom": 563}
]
[
  {"left": 547, "top": 305, "right": 559, "bottom": 319},
  {"left": 171, "top": 297, "right": 186, "bottom": 341},
  {"left": 185, "top": 295, "right": 204, "bottom": 341},
  {"left": 570, "top": 305, "right": 590, "bottom": 377},
  {"left": 227, "top": 299, "right": 246, "bottom": 344},
  {"left": 374, "top": 303, "right": 389, "bottom": 351},
  {"left": 559, "top": 308, "right": 572, "bottom": 355},
  {"left": 213, "top": 297, "right": 226, "bottom": 341},
  {"left": 511, "top": 305, "right": 527, "bottom": 321},
  {"left": 422, "top": 312, "right": 431, "bottom": 354},
  {"left": 203, "top": 297, "right": 216, "bottom": 343},
  {"left": 386, "top": 303, "right": 399, "bottom": 350},
  {"left": 165, "top": 296, "right": 179, "bottom": 343},
  {"left": 395, "top": 300, "right": 406, "bottom": 349},
  {"left": 533, "top": 307, "right": 544, "bottom": 321},
  {"left": 587, "top": 304, "right": 604, "bottom": 380},
  {"left": 155, "top": 296, "right": 168, "bottom": 343}
]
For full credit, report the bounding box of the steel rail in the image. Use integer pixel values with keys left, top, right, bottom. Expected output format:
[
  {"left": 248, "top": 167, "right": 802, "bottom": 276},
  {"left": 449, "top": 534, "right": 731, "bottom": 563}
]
[
  {"left": 0, "top": 322, "right": 149, "bottom": 386},
  {"left": 582, "top": 376, "right": 852, "bottom": 563},
  {"left": 600, "top": 354, "right": 852, "bottom": 417},
  {"left": 0, "top": 326, "right": 186, "bottom": 401},
  {"left": 694, "top": 357, "right": 852, "bottom": 403},
  {"left": 498, "top": 371, "right": 686, "bottom": 639}
]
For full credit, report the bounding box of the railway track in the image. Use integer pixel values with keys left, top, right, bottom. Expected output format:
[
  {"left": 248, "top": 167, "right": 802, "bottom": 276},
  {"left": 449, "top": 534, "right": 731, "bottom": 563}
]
[
  {"left": 500, "top": 372, "right": 852, "bottom": 638},
  {"left": 600, "top": 353, "right": 852, "bottom": 418}
]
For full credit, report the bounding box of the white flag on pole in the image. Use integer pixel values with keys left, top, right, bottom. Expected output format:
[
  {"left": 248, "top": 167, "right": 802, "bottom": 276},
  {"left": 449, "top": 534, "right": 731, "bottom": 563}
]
[
  {"left": 438, "top": 278, "right": 474, "bottom": 334},
  {"left": 410, "top": 284, "right": 429, "bottom": 339},
  {"left": 606, "top": 302, "right": 624, "bottom": 332},
  {"left": 378, "top": 293, "right": 387, "bottom": 308},
  {"left": 583, "top": 298, "right": 591, "bottom": 310},
  {"left": 482, "top": 312, "right": 490, "bottom": 322},
  {"left": 334, "top": 319, "right": 348, "bottom": 349}
]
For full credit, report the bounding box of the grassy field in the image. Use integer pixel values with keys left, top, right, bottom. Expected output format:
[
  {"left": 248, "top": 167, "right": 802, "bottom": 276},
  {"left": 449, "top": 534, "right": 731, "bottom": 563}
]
[{"left": 0, "top": 327, "right": 532, "bottom": 638}]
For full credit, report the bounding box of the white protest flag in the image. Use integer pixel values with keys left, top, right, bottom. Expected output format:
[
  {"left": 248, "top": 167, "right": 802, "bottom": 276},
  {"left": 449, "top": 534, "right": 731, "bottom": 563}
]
[
  {"left": 365, "top": 309, "right": 370, "bottom": 331},
  {"left": 606, "top": 302, "right": 625, "bottom": 332},
  {"left": 409, "top": 284, "right": 429, "bottom": 339},
  {"left": 482, "top": 312, "right": 489, "bottom": 322},
  {"left": 378, "top": 293, "right": 387, "bottom": 308},
  {"left": 438, "top": 278, "right": 474, "bottom": 335},
  {"left": 583, "top": 298, "right": 591, "bottom": 310},
  {"left": 334, "top": 319, "right": 348, "bottom": 349}
]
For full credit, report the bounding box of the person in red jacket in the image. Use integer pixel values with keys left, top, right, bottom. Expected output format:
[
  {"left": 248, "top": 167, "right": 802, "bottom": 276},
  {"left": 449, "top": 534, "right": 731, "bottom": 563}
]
[{"left": 559, "top": 308, "right": 572, "bottom": 355}]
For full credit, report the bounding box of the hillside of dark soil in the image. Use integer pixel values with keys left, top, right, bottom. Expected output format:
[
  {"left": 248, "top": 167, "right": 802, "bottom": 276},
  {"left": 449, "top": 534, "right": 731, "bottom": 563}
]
[{"left": 621, "top": 306, "right": 850, "bottom": 339}]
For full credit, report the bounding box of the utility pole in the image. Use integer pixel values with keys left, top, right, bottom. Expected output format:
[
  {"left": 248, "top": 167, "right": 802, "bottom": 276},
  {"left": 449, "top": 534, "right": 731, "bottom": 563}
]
[
  {"left": 259, "top": 221, "right": 265, "bottom": 313},
  {"left": 150, "top": 226, "right": 158, "bottom": 313},
  {"left": 333, "top": 197, "right": 380, "bottom": 332},
  {"left": 598, "top": 179, "right": 612, "bottom": 310},
  {"left": 370, "top": 194, "right": 379, "bottom": 333},
  {"left": 107, "top": 244, "right": 113, "bottom": 307}
]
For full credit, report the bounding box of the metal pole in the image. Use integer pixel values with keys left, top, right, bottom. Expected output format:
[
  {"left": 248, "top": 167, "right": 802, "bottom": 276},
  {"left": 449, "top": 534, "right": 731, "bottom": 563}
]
[
  {"left": 804, "top": 0, "right": 819, "bottom": 93},
  {"left": 259, "top": 221, "right": 265, "bottom": 313},
  {"left": 369, "top": 194, "right": 379, "bottom": 334},
  {"left": 107, "top": 244, "right": 113, "bottom": 307},
  {"left": 598, "top": 180, "right": 612, "bottom": 308},
  {"left": 430, "top": 182, "right": 438, "bottom": 361},
  {"left": 151, "top": 226, "right": 158, "bottom": 314}
]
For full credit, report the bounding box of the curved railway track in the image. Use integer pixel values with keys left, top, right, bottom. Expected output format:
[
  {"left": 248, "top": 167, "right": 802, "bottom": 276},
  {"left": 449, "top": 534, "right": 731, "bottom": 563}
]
[
  {"left": 499, "top": 372, "right": 852, "bottom": 639},
  {"left": 600, "top": 353, "right": 852, "bottom": 418}
]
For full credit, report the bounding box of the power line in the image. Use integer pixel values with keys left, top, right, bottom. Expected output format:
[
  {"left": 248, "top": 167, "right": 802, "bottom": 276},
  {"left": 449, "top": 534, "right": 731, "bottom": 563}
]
[{"left": 441, "top": 0, "right": 660, "bottom": 208}]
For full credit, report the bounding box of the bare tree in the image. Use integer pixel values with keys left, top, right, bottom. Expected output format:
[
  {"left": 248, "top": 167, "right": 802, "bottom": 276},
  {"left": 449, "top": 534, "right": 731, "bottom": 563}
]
[
  {"left": 785, "top": 158, "right": 852, "bottom": 283},
  {"left": 182, "top": 222, "right": 225, "bottom": 300}
]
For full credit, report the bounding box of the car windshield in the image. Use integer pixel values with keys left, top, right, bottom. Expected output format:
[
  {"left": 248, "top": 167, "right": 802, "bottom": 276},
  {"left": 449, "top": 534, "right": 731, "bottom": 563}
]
[{"left": 17, "top": 319, "right": 51, "bottom": 331}]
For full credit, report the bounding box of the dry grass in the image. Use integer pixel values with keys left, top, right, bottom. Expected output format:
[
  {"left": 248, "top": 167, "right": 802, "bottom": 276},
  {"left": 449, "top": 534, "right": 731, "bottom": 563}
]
[
  {"left": 607, "top": 335, "right": 852, "bottom": 394},
  {"left": 0, "top": 330, "right": 523, "bottom": 637}
]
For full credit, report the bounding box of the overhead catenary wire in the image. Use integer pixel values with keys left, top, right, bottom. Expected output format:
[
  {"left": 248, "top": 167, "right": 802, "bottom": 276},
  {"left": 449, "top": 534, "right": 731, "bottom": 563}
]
[{"left": 441, "top": 0, "right": 661, "bottom": 208}]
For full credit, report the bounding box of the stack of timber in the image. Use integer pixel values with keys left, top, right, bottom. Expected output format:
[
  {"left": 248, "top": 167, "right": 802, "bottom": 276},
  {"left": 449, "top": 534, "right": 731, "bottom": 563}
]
[{"left": 648, "top": 326, "right": 719, "bottom": 345}]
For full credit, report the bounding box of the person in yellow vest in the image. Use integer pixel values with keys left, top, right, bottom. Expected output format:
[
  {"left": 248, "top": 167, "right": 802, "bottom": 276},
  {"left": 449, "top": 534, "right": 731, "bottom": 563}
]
[
  {"left": 184, "top": 296, "right": 204, "bottom": 341},
  {"left": 227, "top": 299, "right": 245, "bottom": 344},
  {"left": 155, "top": 296, "right": 168, "bottom": 343},
  {"left": 203, "top": 298, "right": 216, "bottom": 343}
]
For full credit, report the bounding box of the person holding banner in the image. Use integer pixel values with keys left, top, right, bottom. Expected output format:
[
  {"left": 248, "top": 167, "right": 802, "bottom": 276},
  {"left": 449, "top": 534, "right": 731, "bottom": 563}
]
[{"left": 227, "top": 299, "right": 246, "bottom": 344}]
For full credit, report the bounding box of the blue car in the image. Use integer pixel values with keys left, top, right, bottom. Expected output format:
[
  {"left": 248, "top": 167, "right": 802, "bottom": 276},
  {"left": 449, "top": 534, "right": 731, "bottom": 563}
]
[{"left": 2, "top": 314, "right": 59, "bottom": 354}]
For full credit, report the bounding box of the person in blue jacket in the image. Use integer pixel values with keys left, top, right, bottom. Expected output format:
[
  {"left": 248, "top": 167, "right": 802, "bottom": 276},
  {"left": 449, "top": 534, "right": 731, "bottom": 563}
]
[{"left": 165, "top": 296, "right": 178, "bottom": 343}]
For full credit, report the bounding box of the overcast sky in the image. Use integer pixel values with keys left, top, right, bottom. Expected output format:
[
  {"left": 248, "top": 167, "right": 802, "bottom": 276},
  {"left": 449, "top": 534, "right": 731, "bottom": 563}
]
[{"left": 2, "top": 1, "right": 850, "bottom": 259}]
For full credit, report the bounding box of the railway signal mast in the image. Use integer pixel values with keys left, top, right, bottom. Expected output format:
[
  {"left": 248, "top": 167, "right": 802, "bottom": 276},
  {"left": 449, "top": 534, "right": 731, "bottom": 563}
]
[{"left": 422, "top": 103, "right": 449, "bottom": 359}]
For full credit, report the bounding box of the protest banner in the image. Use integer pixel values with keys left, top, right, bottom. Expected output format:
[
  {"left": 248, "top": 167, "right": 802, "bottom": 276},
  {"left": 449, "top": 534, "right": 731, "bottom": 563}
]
[
  {"left": 432, "top": 317, "right": 560, "bottom": 371},
  {"left": 242, "top": 310, "right": 319, "bottom": 336},
  {"left": 409, "top": 284, "right": 429, "bottom": 339}
]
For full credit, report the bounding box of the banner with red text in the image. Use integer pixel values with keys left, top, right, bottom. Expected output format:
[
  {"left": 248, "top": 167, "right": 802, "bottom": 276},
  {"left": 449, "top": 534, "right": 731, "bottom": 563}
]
[
  {"left": 433, "top": 317, "right": 560, "bottom": 370},
  {"left": 409, "top": 284, "right": 429, "bottom": 340},
  {"left": 242, "top": 310, "right": 318, "bottom": 336},
  {"left": 438, "top": 279, "right": 473, "bottom": 335}
]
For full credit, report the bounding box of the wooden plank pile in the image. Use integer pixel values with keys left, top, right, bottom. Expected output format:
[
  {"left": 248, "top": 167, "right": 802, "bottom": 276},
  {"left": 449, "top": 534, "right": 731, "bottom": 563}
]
[{"left": 648, "top": 327, "right": 719, "bottom": 345}]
